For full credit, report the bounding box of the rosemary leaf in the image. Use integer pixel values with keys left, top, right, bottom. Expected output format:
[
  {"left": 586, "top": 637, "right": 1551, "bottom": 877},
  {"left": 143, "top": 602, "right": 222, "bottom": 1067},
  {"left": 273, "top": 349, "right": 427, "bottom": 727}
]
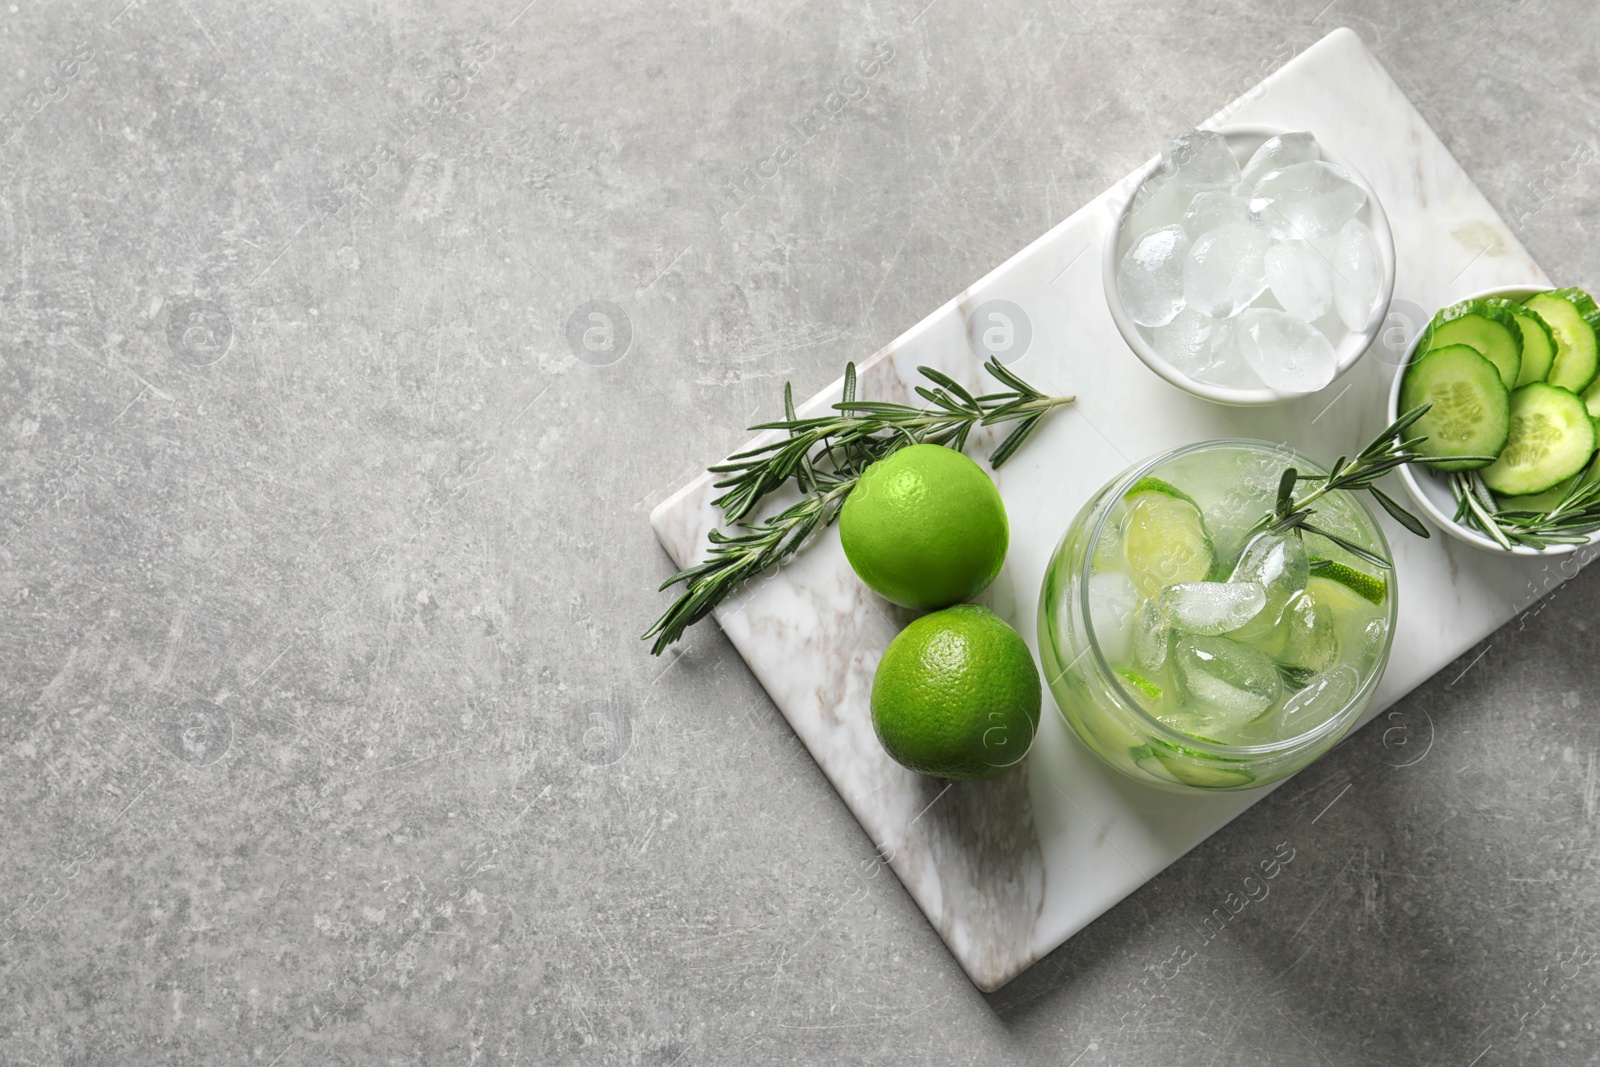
[
  {"left": 1450, "top": 472, "right": 1515, "bottom": 550},
  {"left": 1368, "top": 485, "right": 1431, "bottom": 539},
  {"left": 1275, "top": 467, "right": 1298, "bottom": 520},
  {"left": 918, "top": 366, "right": 980, "bottom": 408},
  {"left": 1300, "top": 522, "right": 1390, "bottom": 568}
]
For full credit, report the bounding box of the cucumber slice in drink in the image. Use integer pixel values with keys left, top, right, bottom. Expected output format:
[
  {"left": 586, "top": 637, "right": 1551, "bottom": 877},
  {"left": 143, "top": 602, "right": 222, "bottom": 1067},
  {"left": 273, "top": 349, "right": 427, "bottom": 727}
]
[
  {"left": 1117, "top": 668, "right": 1163, "bottom": 701},
  {"left": 1480, "top": 382, "right": 1597, "bottom": 495},
  {"left": 1399, "top": 343, "right": 1510, "bottom": 471},
  {"left": 1419, "top": 298, "right": 1522, "bottom": 388},
  {"left": 1509, "top": 303, "right": 1558, "bottom": 386},
  {"left": 1145, "top": 749, "right": 1256, "bottom": 788},
  {"left": 1121, "top": 492, "right": 1214, "bottom": 598},
  {"left": 1132, "top": 748, "right": 1185, "bottom": 786},
  {"left": 1523, "top": 289, "right": 1600, "bottom": 394}
]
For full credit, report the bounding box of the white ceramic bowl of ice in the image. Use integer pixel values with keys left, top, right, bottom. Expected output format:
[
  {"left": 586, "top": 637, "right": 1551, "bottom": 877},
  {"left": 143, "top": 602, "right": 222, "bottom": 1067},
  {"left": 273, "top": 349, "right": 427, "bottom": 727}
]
[
  {"left": 1103, "top": 125, "right": 1397, "bottom": 407},
  {"left": 1384, "top": 284, "right": 1600, "bottom": 557}
]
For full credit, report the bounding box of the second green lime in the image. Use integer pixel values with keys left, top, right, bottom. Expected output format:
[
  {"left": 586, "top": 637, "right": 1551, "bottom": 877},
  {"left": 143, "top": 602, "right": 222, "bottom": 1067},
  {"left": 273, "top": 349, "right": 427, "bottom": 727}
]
[
  {"left": 871, "top": 604, "right": 1041, "bottom": 780},
  {"left": 839, "top": 443, "right": 1009, "bottom": 610}
]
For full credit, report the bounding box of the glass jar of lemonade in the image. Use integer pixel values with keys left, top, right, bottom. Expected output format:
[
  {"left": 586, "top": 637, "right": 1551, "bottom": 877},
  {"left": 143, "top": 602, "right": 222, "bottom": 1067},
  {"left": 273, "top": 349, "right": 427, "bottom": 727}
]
[{"left": 1038, "top": 439, "right": 1397, "bottom": 792}]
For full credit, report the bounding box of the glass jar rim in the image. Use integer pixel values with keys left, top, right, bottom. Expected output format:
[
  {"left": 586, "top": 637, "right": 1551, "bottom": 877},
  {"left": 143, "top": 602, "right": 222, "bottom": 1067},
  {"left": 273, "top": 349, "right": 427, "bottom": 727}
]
[{"left": 1079, "top": 437, "right": 1398, "bottom": 758}]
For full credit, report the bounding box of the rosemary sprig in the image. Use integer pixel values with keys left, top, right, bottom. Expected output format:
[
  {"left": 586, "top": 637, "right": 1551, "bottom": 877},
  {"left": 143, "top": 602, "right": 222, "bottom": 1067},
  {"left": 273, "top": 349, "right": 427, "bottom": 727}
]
[
  {"left": 643, "top": 477, "right": 856, "bottom": 655},
  {"left": 1256, "top": 404, "right": 1454, "bottom": 568},
  {"left": 1448, "top": 468, "right": 1600, "bottom": 550},
  {"left": 709, "top": 358, "right": 1075, "bottom": 522},
  {"left": 643, "top": 360, "right": 1075, "bottom": 655}
]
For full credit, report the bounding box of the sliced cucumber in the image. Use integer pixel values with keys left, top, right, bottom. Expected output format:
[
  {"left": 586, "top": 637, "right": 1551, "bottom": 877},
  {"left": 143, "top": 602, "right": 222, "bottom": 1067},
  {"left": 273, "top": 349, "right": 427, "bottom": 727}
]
[
  {"left": 1583, "top": 376, "right": 1600, "bottom": 419},
  {"left": 1132, "top": 749, "right": 1185, "bottom": 786},
  {"left": 1419, "top": 298, "right": 1522, "bottom": 388},
  {"left": 1495, "top": 446, "right": 1600, "bottom": 512},
  {"left": 1494, "top": 475, "right": 1576, "bottom": 513},
  {"left": 1523, "top": 289, "right": 1600, "bottom": 394},
  {"left": 1509, "top": 303, "right": 1558, "bottom": 386},
  {"left": 1480, "top": 382, "right": 1597, "bottom": 495},
  {"left": 1400, "top": 343, "right": 1511, "bottom": 471},
  {"left": 1573, "top": 450, "right": 1600, "bottom": 492},
  {"left": 1147, "top": 749, "right": 1255, "bottom": 788}
]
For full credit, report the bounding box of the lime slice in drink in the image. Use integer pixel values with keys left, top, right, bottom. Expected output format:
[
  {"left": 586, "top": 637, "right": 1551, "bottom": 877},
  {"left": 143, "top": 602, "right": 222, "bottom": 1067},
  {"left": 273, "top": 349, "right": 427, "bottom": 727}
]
[
  {"left": 1123, "top": 476, "right": 1201, "bottom": 509},
  {"left": 1121, "top": 492, "right": 1214, "bottom": 598},
  {"left": 1306, "top": 574, "right": 1387, "bottom": 665},
  {"left": 1306, "top": 574, "right": 1382, "bottom": 618},
  {"left": 1309, "top": 558, "right": 1386, "bottom": 605}
]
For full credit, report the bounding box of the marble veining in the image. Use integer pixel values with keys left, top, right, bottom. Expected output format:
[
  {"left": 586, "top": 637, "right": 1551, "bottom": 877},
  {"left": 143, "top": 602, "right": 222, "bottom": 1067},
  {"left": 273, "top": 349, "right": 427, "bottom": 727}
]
[{"left": 651, "top": 28, "right": 1557, "bottom": 990}]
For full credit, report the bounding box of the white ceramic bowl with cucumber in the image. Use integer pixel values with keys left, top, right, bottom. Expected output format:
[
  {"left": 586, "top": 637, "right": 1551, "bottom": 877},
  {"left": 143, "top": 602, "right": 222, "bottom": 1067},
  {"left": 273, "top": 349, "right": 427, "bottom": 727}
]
[{"left": 1387, "top": 284, "right": 1600, "bottom": 555}]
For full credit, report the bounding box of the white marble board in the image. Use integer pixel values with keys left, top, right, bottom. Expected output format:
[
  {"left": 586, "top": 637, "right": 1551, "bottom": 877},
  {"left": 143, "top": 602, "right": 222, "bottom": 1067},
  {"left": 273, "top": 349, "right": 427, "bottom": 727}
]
[{"left": 650, "top": 28, "right": 1555, "bottom": 991}]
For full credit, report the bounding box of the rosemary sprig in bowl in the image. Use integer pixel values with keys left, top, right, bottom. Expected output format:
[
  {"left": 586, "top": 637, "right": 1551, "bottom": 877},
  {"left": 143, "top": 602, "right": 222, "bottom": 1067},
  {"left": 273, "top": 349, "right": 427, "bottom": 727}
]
[
  {"left": 1448, "top": 469, "right": 1600, "bottom": 551},
  {"left": 644, "top": 359, "right": 1075, "bottom": 654}
]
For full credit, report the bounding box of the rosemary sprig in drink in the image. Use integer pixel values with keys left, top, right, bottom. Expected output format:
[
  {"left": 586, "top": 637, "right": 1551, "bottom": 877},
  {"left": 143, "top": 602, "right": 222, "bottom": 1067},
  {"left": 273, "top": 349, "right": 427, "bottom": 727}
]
[
  {"left": 644, "top": 359, "right": 1075, "bottom": 655},
  {"left": 1253, "top": 404, "right": 1457, "bottom": 568}
]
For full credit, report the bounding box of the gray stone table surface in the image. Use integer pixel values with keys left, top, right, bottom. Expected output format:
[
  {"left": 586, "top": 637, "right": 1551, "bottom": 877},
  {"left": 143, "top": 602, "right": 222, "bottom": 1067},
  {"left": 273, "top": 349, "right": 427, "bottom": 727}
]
[{"left": 2, "top": 1, "right": 1599, "bottom": 1064}]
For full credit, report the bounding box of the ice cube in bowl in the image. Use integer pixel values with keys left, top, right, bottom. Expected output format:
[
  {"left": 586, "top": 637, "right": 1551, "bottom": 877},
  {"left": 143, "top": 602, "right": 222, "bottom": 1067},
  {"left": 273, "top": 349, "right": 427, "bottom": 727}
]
[{"left": 1103, "top": 124, "right": 1395, "bottom": 407}]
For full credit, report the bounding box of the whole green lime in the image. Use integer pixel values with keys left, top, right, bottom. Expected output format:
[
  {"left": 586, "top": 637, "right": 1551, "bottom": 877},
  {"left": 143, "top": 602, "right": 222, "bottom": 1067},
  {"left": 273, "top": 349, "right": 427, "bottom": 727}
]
[
  {"left": 839, "top": 444, "right": 1009, "bottom": 610},
  {"left": 870, "top": 604, "right": 1042, "bottom": 780}
]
